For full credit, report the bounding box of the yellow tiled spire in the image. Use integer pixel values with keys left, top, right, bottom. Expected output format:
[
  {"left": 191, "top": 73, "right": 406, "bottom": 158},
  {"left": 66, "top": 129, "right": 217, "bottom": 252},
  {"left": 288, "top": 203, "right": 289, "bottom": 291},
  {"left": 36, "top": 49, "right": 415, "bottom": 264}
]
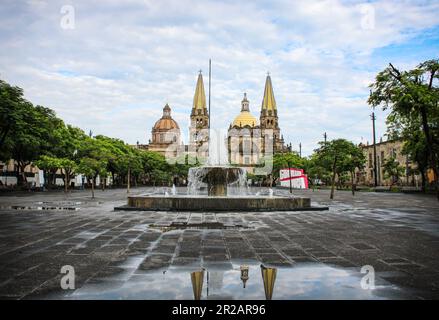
[
  {"left": 261, "top": 73, "right": 276, "bottom": 111},
  {"left": 192, "top": 71, "right": 206, "bottom": 110}
]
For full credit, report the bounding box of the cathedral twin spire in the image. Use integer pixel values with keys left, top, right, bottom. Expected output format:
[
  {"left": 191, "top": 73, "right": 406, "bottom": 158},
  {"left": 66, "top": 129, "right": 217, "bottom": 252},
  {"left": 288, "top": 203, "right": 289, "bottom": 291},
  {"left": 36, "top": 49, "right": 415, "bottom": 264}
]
[
  {"left": 261, "top": 74, "right": 277, "bottom": 111},
  {"left": 192, "top": 71, "right": 207, "bottom": 112},
  {"left": 192, "top": 71, "right": 276, "bottom": 113}
]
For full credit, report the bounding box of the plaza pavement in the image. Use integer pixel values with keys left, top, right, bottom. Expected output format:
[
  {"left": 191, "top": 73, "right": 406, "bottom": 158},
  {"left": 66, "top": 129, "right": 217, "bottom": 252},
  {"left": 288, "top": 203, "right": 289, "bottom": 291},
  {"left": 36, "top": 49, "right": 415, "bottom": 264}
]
[{"left": 0, "top": 187, "right": 438, "bottom": 299}]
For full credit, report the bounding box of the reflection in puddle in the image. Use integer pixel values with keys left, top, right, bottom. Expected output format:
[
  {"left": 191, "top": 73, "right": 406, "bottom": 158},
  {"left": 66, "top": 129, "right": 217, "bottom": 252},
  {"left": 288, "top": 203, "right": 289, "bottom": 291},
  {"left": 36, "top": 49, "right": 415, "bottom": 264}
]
[
  {"left": 65, "top": 263, "right": 412, "bottom": 300},
  {"left": 0, "top": 205, "right": 80, "bottom": 211}
]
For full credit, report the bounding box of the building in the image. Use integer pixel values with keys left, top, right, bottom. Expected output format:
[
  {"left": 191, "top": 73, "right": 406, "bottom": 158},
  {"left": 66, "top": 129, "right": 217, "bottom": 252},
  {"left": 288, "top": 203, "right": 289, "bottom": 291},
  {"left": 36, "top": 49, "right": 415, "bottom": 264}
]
[
  {"left": 259, "top": 74, "right": 286, "bottom": 153},
  {"left": 143, "top": 103, "right": 182, "bottom": 157},
  {"left": 228, "top": 93, "right": 261, "bottom": 169},
  {"left": 136, "top": 71, "right": 290, "bottom": 170},
  {"left": 189, "top": 71, "right": 209, "bottom": 161},
  {"left": 357, "top": 139, "right": 421, "bottom": 186},
  {"left": 0, "top": 159, "right": 110, "bottom": 188},
  {"left": 227, "top": 74, "right": 287, "bottom": 172}
]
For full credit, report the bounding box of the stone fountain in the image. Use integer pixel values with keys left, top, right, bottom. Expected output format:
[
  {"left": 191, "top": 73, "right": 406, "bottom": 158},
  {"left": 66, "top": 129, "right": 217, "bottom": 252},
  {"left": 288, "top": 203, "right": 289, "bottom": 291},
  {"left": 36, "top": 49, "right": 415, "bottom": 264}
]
[{"left": 117, "top": 130, "right": 325, "bottom": 212}]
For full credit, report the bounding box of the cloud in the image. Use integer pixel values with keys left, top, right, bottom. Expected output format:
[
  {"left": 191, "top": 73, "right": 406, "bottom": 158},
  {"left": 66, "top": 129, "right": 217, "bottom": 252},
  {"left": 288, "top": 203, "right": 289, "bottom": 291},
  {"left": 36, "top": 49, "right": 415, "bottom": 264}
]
[{"left": 0, "top": 0, "right": 438, "bottom": 156}]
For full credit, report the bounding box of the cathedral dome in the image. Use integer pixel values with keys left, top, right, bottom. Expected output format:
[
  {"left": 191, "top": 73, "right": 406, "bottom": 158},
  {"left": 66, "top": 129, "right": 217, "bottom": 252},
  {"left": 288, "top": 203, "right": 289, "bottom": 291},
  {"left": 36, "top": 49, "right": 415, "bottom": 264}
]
[
  {"left": 153, "top": 104, "right": 180, "bottom": 131},
  {"left": 232, "top": 93, "right": 258, "bottom": 127},
  {"left": 153, "top": 118, "right": 180, "bottom": 130},
  {"left": 232, "top": 111, "right": 258, "bottom": 127}
]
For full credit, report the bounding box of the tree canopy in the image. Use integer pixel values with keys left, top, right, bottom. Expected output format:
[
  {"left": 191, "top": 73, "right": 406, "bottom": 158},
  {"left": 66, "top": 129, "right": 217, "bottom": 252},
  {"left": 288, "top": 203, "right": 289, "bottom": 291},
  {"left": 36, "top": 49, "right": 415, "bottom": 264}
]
[{"left": 368, "top": 59, "right": 439, "bottom": 197}]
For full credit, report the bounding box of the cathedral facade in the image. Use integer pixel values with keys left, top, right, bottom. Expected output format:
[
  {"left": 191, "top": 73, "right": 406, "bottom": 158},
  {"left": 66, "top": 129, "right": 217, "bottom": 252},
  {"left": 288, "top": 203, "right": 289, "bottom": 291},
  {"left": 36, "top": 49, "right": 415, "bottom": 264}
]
[
  {"left": 228, "top": 75, "right": 288, "bottom": 172},
  {"left": 140, "top": 72, "right": 289, "bottom": 170}
]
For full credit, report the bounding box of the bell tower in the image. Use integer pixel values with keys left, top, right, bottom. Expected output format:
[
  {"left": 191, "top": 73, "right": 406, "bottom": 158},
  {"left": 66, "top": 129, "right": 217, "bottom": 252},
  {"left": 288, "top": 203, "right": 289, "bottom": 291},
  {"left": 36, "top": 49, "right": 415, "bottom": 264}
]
[
  {"left": 189, "top": 71, "right": 209, "bottom": 159},
  {"left": 260, "top": 73, "right": 284, "bottom": 153}
]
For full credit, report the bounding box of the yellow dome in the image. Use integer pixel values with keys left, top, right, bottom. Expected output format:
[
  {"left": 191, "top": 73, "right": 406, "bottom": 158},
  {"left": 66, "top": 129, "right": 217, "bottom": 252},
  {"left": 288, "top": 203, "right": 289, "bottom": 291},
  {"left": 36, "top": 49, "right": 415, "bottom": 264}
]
[{"left": 232, "top": 111, "right": 258, "bottom": 127}]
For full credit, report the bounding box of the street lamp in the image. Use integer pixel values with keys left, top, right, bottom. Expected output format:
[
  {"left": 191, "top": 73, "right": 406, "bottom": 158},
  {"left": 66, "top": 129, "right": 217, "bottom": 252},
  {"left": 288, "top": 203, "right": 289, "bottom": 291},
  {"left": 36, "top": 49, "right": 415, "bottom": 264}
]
[
  {"left": 3, "top": 165, "right": 7, "bottom": 186},
  {"left": 287, "top": 160, "right": 293, "bottom": 194}
]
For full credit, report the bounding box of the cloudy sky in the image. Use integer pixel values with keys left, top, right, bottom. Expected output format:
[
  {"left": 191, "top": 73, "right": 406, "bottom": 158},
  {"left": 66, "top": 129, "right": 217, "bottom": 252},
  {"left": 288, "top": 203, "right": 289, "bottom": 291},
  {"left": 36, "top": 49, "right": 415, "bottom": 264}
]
[{"left": 1, "top": 0, "right": 438, "bottom": 156}]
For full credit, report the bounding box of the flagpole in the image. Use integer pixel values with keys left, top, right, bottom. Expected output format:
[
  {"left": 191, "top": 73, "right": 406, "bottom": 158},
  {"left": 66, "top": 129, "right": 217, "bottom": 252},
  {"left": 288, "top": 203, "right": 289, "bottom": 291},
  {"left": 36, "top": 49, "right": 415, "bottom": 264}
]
[{"left": 208, "top": 59, "right": 211, "bottom": 134}]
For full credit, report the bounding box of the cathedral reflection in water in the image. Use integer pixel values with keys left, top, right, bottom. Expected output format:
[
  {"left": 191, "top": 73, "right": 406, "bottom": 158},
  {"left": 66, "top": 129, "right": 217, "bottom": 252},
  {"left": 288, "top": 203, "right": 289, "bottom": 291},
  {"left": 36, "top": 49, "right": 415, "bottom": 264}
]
[{"left": 190, "top": 264, "right": 277, "bottom": 300}]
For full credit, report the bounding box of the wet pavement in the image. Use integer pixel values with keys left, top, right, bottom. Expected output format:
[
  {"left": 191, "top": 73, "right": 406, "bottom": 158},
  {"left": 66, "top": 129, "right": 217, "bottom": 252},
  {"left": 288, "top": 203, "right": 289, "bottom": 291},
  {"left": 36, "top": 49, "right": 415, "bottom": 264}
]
[{"left": 0, "top": 187, "right": 438, "bottom": 299}]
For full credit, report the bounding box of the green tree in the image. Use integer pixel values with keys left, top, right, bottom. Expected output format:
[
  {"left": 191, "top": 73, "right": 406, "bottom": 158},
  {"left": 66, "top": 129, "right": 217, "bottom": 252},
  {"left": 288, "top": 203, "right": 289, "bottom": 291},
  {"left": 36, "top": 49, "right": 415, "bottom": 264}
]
[
  {"left": 140, "top": 151, "right": 170, "bottom": 185},
  {"left": 386, "top": 111, "right": 432, "bottom": 191},
  {"left": 305, "top": 153, "right": 331, "bottom": 187},
  {"left": 76, "top": 137, "right": 112, "bottom": 196},
  {"left": 369, "top": 60, "right": 439, "bottom": 198},
  {"left": 273, "top": 152, "right": 304, "bottom": 188},
  {"left": 315, "top": 139, "right": 365, "bottom": 199},
  {"left": 382, "top": 156, "right": 405, "bottom": 186},
  {"left": 0, "top": 80, "right": 27, "bottom": 156},
  {"left": 339, "top": 143, "right": 366, "bottom": 195},
  {"left": 10, "top": 105, "right": 63, "bottom": 185},
  {"left": 35, "top": 156, "right": 77, "bottom": 192},
  {"left": 77, "top": 157, "right": 107, "bottom": 198}
]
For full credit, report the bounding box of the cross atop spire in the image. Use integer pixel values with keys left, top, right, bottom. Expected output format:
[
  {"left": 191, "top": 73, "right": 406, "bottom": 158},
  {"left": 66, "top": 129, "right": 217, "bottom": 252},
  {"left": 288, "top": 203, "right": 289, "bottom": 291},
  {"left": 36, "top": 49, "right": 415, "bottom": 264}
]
[{"left": 199, "top": 69, "right": 202, "bottom": 74}]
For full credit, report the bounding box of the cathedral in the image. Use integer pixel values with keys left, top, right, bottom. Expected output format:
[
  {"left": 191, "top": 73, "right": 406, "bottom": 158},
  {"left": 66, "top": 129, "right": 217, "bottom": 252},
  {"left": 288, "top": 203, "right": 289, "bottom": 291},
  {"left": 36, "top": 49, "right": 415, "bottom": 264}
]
[
  {"left": 228, "top": 74, "right": 288, "bottom": 171},
  {"left": 139, "top": 71, "right": 289, "bottom": 171}
]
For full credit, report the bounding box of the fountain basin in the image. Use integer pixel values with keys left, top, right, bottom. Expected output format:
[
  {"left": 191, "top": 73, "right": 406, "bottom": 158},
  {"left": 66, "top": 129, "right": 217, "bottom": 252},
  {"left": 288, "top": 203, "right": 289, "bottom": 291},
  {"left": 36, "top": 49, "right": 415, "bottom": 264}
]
[{"left": 115, "top": 195, "right": 327, "bottom": 212}]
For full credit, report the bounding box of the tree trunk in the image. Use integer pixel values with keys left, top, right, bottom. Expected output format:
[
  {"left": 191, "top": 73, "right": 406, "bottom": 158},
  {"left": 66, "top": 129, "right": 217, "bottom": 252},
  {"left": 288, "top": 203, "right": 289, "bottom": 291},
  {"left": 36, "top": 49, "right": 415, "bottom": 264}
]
[
  {"left": 421, "top": 169, "right": 426, "bottom": 193},
  {"left": 18, "top": 161, "right": 28, "bottom": 186},
  {"left": 127, "top": 167, "right": 130, "bottom": 194},
  {"left": 63, "top": 169, "right": 68, "bottom": 193},
  {"left": 330, "top": 158, "right": 337, "bottom": 199},
  {"left": 419, "top": 105, "right": 439, "bottom": 199},
  {"left": 91, "top": 177, "right": 95, "bottom": 199},
  {"left": 351, "top": 171, "right": 355, "bottom": 196}
]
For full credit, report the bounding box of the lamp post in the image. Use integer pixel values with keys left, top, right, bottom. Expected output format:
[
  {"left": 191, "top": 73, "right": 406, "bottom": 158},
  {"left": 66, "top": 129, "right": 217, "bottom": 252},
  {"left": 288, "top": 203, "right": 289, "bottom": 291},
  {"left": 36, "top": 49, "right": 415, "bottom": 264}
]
[
  {"left": 371, "top": 111, "right": 378, "bottom": 187},
  {"left": 287, "top": 160, "right": 293, "bottom": 194},
  {"left": 3, "top": 165, "right": 7, "bottom": 186}
]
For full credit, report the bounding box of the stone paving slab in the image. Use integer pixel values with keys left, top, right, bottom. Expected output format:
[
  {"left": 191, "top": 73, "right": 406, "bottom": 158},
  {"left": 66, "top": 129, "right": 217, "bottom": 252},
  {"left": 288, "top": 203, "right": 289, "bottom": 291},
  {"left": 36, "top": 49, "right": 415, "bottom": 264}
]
[{"left": 0, "top": 187, "right": 438, "bottom": 299}]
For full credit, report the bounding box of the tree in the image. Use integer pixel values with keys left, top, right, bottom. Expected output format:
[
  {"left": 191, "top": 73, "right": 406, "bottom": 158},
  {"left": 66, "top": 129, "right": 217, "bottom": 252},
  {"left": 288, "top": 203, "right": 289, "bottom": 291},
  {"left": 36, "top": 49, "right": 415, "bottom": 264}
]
[
  {"left": 369, "top": 59, "right": 439, "bottom": 198},
  {"left": 315, "top": 139, "right": 366, "bottom": 199},
  {"left": 77, "top": 157, "right": 106, "bottom": 198},
  {"left": 339, "top": 144, "right": 366, "bottom": 195},
  {"left": 35, "top": 156, "right": 77, "bottom": 192},
  {"left": 34, "top": 155, "right": 60, "bottom": 189},
  {"left": 140, "top": 151, "right": 170, "bottom": 185},
  {"left": 386, "top": 111, "right": 431, "bottom": 191},
  {"left": 76, "top": 137, "right": 112, "bottom": 197},
  {"left": 10, "top": 105, "right": 63, "bottom": 185},
  {"left": 305, "top": 153, "right": 331, "bottom": 187},
  {"left": 382, "top": 156, "right": 405, "bottom": 186},
  {"left": 0, "top": 80, "right": 27, "bottom": 155},
  {"left": 273, "top": 152, "right": 304, "bottom": 188}
]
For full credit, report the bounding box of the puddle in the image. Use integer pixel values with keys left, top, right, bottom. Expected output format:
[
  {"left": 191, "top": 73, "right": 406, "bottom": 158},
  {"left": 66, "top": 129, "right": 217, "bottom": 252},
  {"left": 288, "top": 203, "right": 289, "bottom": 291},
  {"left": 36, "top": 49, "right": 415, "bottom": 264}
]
[
  {"left": 0, "top": 205, "right": 80, "bottom": 211},
  {"left": 58, "top": 263, "right": 413, "bottom": 300},
  {"left": 149, "top": 222, "right": 251, "bottom": 232}
]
